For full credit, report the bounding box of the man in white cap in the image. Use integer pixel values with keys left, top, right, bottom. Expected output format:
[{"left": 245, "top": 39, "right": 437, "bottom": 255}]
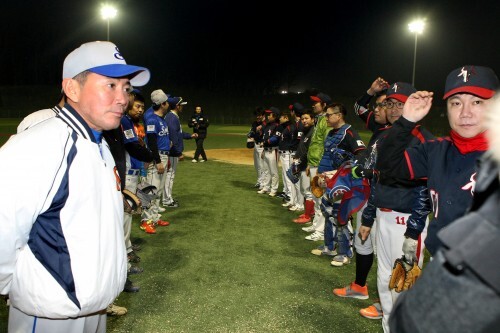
[{"left": 0, "top": 41, "right": 150, "bottom": 332}]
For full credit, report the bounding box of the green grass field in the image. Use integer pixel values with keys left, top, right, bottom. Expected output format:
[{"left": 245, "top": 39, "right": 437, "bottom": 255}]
[{"left": 0, "top": 121, "right": 381, "bottom": 332}]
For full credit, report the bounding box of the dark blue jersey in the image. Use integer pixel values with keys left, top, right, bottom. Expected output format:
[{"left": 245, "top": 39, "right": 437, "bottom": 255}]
[
  {"left": 276, "top": 121, "right": 299, "bottom": 151},
  {"left": 262, "top": 121, "right": 279, "bottom": 148},
  {"left": 377, "top": 117, "right": 486, "bottom": 254}
]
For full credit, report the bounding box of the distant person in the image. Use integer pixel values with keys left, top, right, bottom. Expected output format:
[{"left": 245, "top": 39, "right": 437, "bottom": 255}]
[
  {"left": 188, "top": 105, "right": 209, "bottom": 162},
  {"left": 258, "top": 107, "right": 281, "bottom": 197},
  {"left": 248, "top": 107, "right": 266, "bottom": 188},
  {"left": 0, "top": 41, "right": 150, "bottom": 333},
  {"left": 163, "top": 96, "right": 197, "bottom": 208}
]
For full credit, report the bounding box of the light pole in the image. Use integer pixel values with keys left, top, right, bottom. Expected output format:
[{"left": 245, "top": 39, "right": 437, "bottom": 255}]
[
  {"left": 100, "top": 5, "right": 117, "bottom": 41},
  {"left": 408, "top": 19, "right": 425, "bottom": 87}
]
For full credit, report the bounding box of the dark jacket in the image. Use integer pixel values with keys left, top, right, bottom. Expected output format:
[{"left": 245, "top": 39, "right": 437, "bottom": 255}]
[{"left": 188, "top": 113, "right": 209, "bottom": 139}]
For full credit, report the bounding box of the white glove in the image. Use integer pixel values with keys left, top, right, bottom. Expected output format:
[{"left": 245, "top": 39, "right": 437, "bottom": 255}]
[{"left": 402, "top": 237, "right": 418, "bottom": 263}]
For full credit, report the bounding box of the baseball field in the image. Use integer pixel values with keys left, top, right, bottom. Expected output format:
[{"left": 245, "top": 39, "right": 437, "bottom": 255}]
[{"left": 0, "top": 122, "right": 382, "bottom": 332}]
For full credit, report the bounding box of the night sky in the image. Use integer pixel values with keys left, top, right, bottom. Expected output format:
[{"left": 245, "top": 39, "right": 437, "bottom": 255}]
[{"left": 2, "top": 0, "right": 499, "bottom": 103}]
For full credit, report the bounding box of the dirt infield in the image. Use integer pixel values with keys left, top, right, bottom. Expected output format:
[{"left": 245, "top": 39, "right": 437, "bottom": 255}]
[{"left": 184, "top": 148, "right": 254, "bottom": 165}]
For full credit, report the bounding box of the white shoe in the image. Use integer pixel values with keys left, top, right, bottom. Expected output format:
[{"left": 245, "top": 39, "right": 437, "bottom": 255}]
[
  {"left": 282, "top": 201, "right": 292, "bottom": 207},
  {"left": 331, "top": 255, "right": 351, "bottom": 267},
  {"left": 157, "top": 206, "right": 166, "bottom": 213},
  {"left": 199, "top": 159, "right": 206, "bottom": 163},
  {"left": 192, "top": 159, "right": 198, "bottom": 163},
  {"left": 288, "top": 205, "right": 300, "bottom": 211},
  {"left": 257, "top": 189, "right": 268, "bottom": 194},
  {"left": 311, "top": 245, "right": 337, "bottom": 256},
  {"left": 302, "top": 226, "right": 315, "bottom": 232},
  {"left": 268, "top": 192, "right": 277, "bottom": 197},
  {"left": 305, "top": 231, "right": 324, "bottom": 241}
]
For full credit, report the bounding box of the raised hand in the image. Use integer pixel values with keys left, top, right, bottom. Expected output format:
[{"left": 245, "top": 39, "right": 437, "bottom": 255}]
[
  {"left": 402, "top": 91, "right": 434, "bottom": 123},
  {"left": 368, "top": 77, "right": 390, "bottom": 95}
]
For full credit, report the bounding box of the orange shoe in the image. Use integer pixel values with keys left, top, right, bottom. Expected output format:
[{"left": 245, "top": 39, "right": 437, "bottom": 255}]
[
  {"left": 293, "top": 216, "right": 311, "bottom": 224},
  {"left": 359, "top": 302, "right": 383, "bottom": 320},
  {"left": 140, "top": 220, "right": 156, "bottom": 234},
  {"left": 332, "top": 281, "right": 368, "bottom": 299},
  {"left": 156, "top": 219, "right": 170, "bottom": 226}
]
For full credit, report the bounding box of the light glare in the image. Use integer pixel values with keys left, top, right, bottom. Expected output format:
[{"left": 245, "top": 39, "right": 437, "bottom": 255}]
[
  {"left": 101, "top": 5, "right": 117, "bottom": 20},
  {"left": 408, "top": 20, "right": 425, "bottom": 34}
]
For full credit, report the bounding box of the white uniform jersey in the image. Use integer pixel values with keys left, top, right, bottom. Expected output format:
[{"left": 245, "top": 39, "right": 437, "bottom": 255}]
[{"left": 0, "top": 105, "right": 127, "bottom": 318}]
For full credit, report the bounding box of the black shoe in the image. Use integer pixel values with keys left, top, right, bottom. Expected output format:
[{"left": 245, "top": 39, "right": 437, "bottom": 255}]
[
  {"left": 127, "top": 251, "right": 141, "bottom": 263},
  {"left": 124, "top": 278, "right": 140, "bottom": 293},
  {"left": 276, "top": 192, "right": 286, "bottom": 199},
  {"left": 253, "top": 183, "right": 260, "bottom": 188},
  {"left": 131, "top": 243, "right": 142, "bottom": 252},
  {"left": 128, "top": 265, "right": 143, "bottom": 275}
]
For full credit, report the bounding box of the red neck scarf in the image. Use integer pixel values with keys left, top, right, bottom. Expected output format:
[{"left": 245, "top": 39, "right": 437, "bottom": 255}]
[{"left": 450, "top": 130, "right": 489, "bottom": 154}]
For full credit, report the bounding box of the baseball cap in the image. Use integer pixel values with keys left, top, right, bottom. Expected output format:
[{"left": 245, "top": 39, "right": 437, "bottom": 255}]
[
  {"left": 62, "top": 41, "right": 150, "bottom": 87},
  {"left": 310, "top": 92, "right": 332, "bottom": 105},
  {"left": 265, "top": 107, "right": 281, "bottom": 118},
  {"left": 289, "top": 102, "right": 305, "bottom": 115},
  {"left": 386, "top": 82, "right": 416, "bottom": 103},
  {"left": 151, "top": 89, "right": 168, "bottom": 105},
  {"left": 443, "top": 65, "right": 499, "bottom": 100},
  {"left": 167, "top": 96, "right": 187, "bottom": 108}
]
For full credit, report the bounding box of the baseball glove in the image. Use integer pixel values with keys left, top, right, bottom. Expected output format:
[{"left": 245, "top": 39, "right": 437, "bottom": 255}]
[
  {"left": 123, "top": 189, "right": 142, "bottom": 215},
  {"left": 311, "top": 175, "right": 324, "bottom": 198},
  {"left": 389, "top": 256, "right": 422, "bottom": 293}
]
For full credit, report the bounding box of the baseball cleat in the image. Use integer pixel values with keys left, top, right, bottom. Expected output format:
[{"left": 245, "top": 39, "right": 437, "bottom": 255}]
[
  {"left": 333, "top": 282, "right": 368, "bottom": 299},
  {"left": 268, "top": 191, "right": 278, "bottom": 197},
  {"left": 311, "top": 245, "right": 337, "bottom": 256},
  {"left": 301, "top": 225, "right": 315, "bottom": 232},
  {"left": 330, "top": 255, "right": 351, "bottom": 267},
  {"left": 294, "top": 216, "right": 312, "bottom": 224},
  {"left": 305, "top": 231, "right": 324, "bottom": 241},
  {"left": 156, "top": 219, "right": 170, "bottom": 226},
  {"left": 107, "top": 303, "right": 127, "bottom": 316},
  {"left": 359, "top": 302, "right": 383, "bottom": 320}
]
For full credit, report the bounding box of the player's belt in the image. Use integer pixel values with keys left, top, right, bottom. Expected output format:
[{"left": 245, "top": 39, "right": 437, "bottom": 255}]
[
  {"left": 127, "top": 169, "right": 140, "bottom": 175},
  {"left": 159, "top": 150, "right": 169, "bottom": 155},
  {"left": 279, "top": 150, "right": 295, "bottom": 154},
  {"left": 380, "top": 208, "right": 393, "bottom": 212}
]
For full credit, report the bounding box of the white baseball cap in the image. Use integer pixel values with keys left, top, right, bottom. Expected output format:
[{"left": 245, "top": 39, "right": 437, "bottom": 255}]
[
  {"left": 151, "top": 89, "right": 169, "bottom": 105},
  {"left": 62, "top": 41, "right": 150, "bottom": 87}
]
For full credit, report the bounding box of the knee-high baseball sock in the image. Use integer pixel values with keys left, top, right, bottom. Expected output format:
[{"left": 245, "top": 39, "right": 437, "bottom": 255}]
[{"left": 355, "top": 252, "right": 374, "bottom": 287}]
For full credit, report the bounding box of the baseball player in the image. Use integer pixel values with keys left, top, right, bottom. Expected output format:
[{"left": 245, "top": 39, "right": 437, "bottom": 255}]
[
  {"left": 248, "top": 107, "right": 267, "bottom": 188},
  {"left": 0, "top": 41, "right": 150, "bottom": 332},
  {"left": 121, "top": 90, "right": 157, "bottom": 243},
  {"left": 390, "top": 95, "right": 500, "bottom": 333},
  {"left": 258, "top": 107, "right": 281, "bottom": 196},
  {"left": 356, "top": 82, "right": 434, "bottom": 333},
  {"left": 163, "top": 96, "right": 197, "bottom": 207},
  {"left": 293, "top": 109, "right": 316, "bottom": 224},
  {"left": 143, "top": 89, "right": 171, "bottom": 230},
  {"left": 304, "top": 92, "right": 333, "bottom": 241},
  {"left": 375, "top": 65, "right": 499, "bottom": 255},
  {"left": 332, "top": 77, "right": 391, "bottom": 319},
  {"left": 276, "top": 110, "right": 302, "bottom": 210},
  {"left": 311, "top": 103, "right": 366, "bottom": 266}
]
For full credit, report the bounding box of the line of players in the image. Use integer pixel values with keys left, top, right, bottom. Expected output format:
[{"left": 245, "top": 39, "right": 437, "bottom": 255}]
[
  {"left": 96, "top": 88, "right": 199, "bottom": 315},
  {"left": 247, "top": 65, "right": 499, "bottom": 333}
]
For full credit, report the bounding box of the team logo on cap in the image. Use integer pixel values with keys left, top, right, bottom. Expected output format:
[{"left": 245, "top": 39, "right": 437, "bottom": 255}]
[
  {"left": 458, "top": 66, "right": 476, "bottom": 83},
  {"left": 392, "top": 83, "right": 399, "bottom": 92},
  {"left": 114, "top": 46, "right": 124, "bottom": 60}
]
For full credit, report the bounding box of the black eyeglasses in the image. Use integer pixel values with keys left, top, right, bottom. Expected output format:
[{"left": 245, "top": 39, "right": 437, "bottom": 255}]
[
  {"left": 381, "top": 101, "right": 404, "bottom": 109},
  {"left": 325, "top": 112, "right": 340, "bottom": 118}
]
